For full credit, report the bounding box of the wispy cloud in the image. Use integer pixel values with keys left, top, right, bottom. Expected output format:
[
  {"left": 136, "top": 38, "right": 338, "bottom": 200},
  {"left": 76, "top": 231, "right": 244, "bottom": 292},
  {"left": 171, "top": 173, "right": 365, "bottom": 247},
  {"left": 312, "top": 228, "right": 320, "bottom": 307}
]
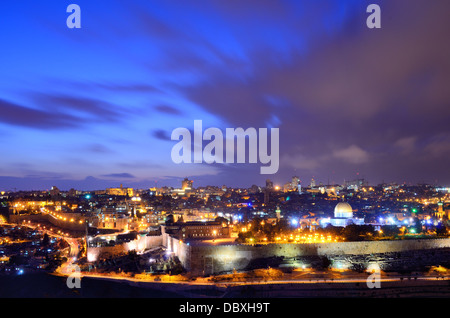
[
  {"left": 100, "top": 173, "right": 136, "bottom": 179},
  {"left": 154, "top": 105, "right": 183, "bottom": 116},
  {"left": 332, "top": 145, "right": 370, "bottom": 164},
  {"left": 1, "top": 0, "right": 450, "bottom": 188},
  {"left": 151, "top": 129, "right": 172, "bottom": 141},
  {"left": 0, "top": 98, "right": 79, "bottom": 130}
]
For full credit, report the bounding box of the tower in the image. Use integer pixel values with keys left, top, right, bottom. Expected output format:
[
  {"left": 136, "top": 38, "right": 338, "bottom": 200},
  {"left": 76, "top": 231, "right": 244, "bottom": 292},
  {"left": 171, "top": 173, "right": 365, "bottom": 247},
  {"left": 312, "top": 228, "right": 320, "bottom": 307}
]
[
  {"left": 264, "top": 189, "right": 270, "bottom": 205},
  {"left": 276, "top": 206, "right": 282, "bottom": 220},
  {"left": 436, "top": 201, "right": 445, "bottom": 219},
  {"left": 291, "top": 176, "right": 300, "bottom": 189},
  {"left": 182, "top": 178, "right": 193, "bottom": 191}
]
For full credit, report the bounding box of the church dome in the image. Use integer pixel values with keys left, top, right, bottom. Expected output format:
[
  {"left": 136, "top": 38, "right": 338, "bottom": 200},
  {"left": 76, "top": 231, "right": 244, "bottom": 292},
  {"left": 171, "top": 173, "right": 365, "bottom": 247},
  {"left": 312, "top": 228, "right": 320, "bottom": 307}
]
[{"left": 334, "top": 202, "right": 353, "bottom": 218}]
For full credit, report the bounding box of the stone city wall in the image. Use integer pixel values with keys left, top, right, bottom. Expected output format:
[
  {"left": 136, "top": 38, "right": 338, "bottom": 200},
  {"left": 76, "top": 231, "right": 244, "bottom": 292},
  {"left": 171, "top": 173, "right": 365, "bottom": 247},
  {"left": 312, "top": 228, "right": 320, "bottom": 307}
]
[
  {"left": 87, "top": 234, "right": 163, "bottom": 261},
  {"left": 180, "top": 238, "right": 450, "bottom": 275},
  {"left": 166, "top": 234, "right": 191, "bottom": 267},
  {"left": 9, "top": 213, "right": 86, "bottom": 232}
]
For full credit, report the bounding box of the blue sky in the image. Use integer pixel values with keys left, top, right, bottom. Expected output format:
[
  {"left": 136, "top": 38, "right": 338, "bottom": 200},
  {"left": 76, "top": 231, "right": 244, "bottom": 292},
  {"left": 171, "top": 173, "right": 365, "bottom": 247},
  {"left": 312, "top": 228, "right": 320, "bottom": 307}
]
[{"left": 1, "top": 0, "right": 450, "bottom": 190}]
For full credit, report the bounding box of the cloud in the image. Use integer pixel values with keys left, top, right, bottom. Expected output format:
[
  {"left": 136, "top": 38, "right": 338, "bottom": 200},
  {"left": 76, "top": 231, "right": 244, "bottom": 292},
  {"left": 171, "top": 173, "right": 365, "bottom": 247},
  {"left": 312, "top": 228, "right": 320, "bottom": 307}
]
[
  {"left": 280, "top": 154, "right": 320, "bottom": 171},
  {"left": 118, "top": 161, "right": 164, "bottom": 170},
  {"left": 100, "top": 173, "right": 136, "bottom": 179},
  {"left": 174, "top": 0, "right": 450, "bottom": 185},
  {"left": 0, "top": 98, "right": 79, "bottom": 130},
  {"left": 0, "top": 92, "right": 129, "bottom": 131},
  {"left": 2, "top": 1, "right": 450, "bottom": 188},
  {"left": 394, "top": 137, "right": 417, "bottom": 154},
  {"left": 332, "top": 145, "right": 370, "bottom": 164},
  {"left": 154, "top": 105, "right": 182, "bottom": 115},
  {"left": 423, "top": 133, "right": 450, "bottom": 158},
  {"left": 85, "top": 144, "right": 115, "bottom": 154},
  {"left": 35, "top": 94, "right": 124, "bottom": 123},
  {"left": 0, "top": 175, "right": 140, "bottom": 191},
  {"left": 152, "top": 129, "right": 172, "bottom": 141}
]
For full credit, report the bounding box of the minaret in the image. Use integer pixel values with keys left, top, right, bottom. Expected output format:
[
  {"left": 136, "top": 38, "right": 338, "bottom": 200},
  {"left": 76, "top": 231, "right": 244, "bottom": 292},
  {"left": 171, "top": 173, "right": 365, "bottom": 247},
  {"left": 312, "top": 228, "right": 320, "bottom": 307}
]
[
  {"left": 84, "top": 219, "right": 89, "bottom": 259},
  {"left": 264, "top": 188, "right": 270, "bottom": 205},
  {"left": 276, "top": 206, "right": 281, "bottom": 220},
  {"left": 437, "top": 201, "right": 445, "bottom": 219}
]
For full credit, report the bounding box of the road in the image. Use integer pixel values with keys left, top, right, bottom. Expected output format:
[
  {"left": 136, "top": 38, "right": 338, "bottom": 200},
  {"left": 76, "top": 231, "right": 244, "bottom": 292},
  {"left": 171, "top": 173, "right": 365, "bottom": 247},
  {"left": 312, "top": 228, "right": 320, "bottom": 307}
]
[{"left": 7, "top": 221, "right": 82, "bottom": 276}]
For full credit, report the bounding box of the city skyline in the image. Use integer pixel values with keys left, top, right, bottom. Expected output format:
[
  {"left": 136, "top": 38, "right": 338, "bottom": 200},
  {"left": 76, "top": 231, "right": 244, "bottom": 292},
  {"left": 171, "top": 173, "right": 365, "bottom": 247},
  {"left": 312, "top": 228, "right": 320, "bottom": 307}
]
[{"left": 1, "top": 0, "right": 450, "bottom": 191}]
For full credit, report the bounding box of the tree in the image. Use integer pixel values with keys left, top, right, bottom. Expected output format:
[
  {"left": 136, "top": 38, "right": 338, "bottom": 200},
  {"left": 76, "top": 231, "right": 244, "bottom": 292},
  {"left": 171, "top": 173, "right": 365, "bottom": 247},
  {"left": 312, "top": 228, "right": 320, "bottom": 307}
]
[
  {"left": 215, "top": 216, "right": 228, "bottom": 226},
  {"left": 436, "top": 223, "right": 448, "bottom": 237},
  {"left": 165, "top": 214, "right": 175, "bottom": 225},
  {"left": 274, "top": 219, "right": 290, "bottom": 235},
  {"left": 342, "top": 224, "right": 375, "bottom": 241},
  {"left": 380, "top": 225, "right": 400, "bottom": 238},
  {"left": 57, "top": 238, "right": 69, "bottom": 249},
  {"left": 409, "top": 218, "right": 422, "bottom": 234},
  {"left": 311, "top": 256, "right": 331, "bottom": 270},
  {"left": 323, "top": 224, "right": 343, "bottom": 236},
  {"left": 42, "top": 233, "right": 50, "bottom": 246},
  {"left": 250, "top": 217, "right": 263, "bottom": 233},
  {"left": 127, "top": 249, "right": 138, "bottom": 260},
  {"left": 9, "top": 255, "right": 28, "bottom": 266},
  {"left": 261, "top": 223, "right": 276, "bottom": 241}
]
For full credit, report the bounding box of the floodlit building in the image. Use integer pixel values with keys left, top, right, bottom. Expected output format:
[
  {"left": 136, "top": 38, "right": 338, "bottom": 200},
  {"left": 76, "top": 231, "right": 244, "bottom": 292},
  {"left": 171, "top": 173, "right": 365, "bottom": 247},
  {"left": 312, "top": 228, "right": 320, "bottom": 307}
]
[
  {"left": 182, "top": 178, "right": 193, "bottom": 191},
  {"left": 175, "top": 221, "right": 230, "bottom": 240},
  {"left": 106, "top": 184, "right": 134, "bottom": 197},
  {"left": 344, "top": 178, "right": 368, "bottom": 191},
  {"left": 94, "top": 206, "right": 130, "bottom": 231},
  {"left": 320, "top": 201, "right": 365, "bottom": 227}
]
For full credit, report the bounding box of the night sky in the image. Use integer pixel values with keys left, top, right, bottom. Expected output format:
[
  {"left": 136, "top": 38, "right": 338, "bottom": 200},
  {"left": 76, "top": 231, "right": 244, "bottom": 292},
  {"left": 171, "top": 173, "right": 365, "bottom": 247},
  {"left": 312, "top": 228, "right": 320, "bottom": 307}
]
[{"left": 1, "top": 0, "right": 450, "bottom": 191}]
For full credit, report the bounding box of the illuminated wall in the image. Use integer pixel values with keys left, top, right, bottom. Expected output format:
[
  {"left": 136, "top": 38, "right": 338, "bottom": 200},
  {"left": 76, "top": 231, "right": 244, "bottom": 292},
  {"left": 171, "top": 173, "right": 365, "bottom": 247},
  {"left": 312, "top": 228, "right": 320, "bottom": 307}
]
[
  {"left": 175, "top": 238, "right": 450, "bottom": 275},
  {"left": 86, "top": 234, "right": 164, "bottom": 262},
  {"left": 9, "top": 213, "right": 86, "bottom": 232}
]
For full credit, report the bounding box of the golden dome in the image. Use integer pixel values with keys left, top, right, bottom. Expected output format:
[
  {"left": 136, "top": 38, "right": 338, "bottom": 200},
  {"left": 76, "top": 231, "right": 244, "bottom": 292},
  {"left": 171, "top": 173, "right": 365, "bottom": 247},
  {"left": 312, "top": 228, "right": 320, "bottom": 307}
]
[{"left": 334, "top": 202, "right": 353, "bottom": 218}]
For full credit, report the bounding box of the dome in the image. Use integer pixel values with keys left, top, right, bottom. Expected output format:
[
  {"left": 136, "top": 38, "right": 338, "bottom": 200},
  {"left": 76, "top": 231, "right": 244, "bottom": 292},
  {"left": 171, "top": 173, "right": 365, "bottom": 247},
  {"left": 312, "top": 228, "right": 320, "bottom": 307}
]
[{"left": 334, "top": 202, "right": 353, "bottom": 218}]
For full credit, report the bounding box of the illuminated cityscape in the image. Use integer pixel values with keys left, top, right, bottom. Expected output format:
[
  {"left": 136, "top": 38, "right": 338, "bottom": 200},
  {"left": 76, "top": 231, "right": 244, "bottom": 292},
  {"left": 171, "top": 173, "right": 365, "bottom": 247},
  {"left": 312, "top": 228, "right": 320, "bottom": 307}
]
[
  {"left": 1, "top": 178, "right": 450, "bottom": 298},
  {"left": 1, "top": 0, "right": 450, "bottom": 308}
]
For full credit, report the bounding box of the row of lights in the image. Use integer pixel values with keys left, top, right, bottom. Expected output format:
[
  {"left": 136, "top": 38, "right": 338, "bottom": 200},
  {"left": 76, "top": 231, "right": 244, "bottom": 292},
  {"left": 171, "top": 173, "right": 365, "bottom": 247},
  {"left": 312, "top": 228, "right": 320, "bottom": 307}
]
[
  {"left": 45, "top": 209, "right": 84, "bottom": 224},
  {"left": 23, "top": 220, "right": 70, "bottom": 236},
  {"left": 273, "top": 233, "right": 338, "bottom": 243}
]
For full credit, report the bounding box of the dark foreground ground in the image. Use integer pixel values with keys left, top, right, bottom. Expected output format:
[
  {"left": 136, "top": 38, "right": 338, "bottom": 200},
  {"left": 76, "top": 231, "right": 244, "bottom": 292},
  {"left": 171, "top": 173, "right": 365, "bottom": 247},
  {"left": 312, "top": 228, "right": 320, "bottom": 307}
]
[
  {"left": 1, "top": 272, "right": 450, "bottom": 298},
  {"left": 0, "top": 273, "right": 181, "bottom": 298}
]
